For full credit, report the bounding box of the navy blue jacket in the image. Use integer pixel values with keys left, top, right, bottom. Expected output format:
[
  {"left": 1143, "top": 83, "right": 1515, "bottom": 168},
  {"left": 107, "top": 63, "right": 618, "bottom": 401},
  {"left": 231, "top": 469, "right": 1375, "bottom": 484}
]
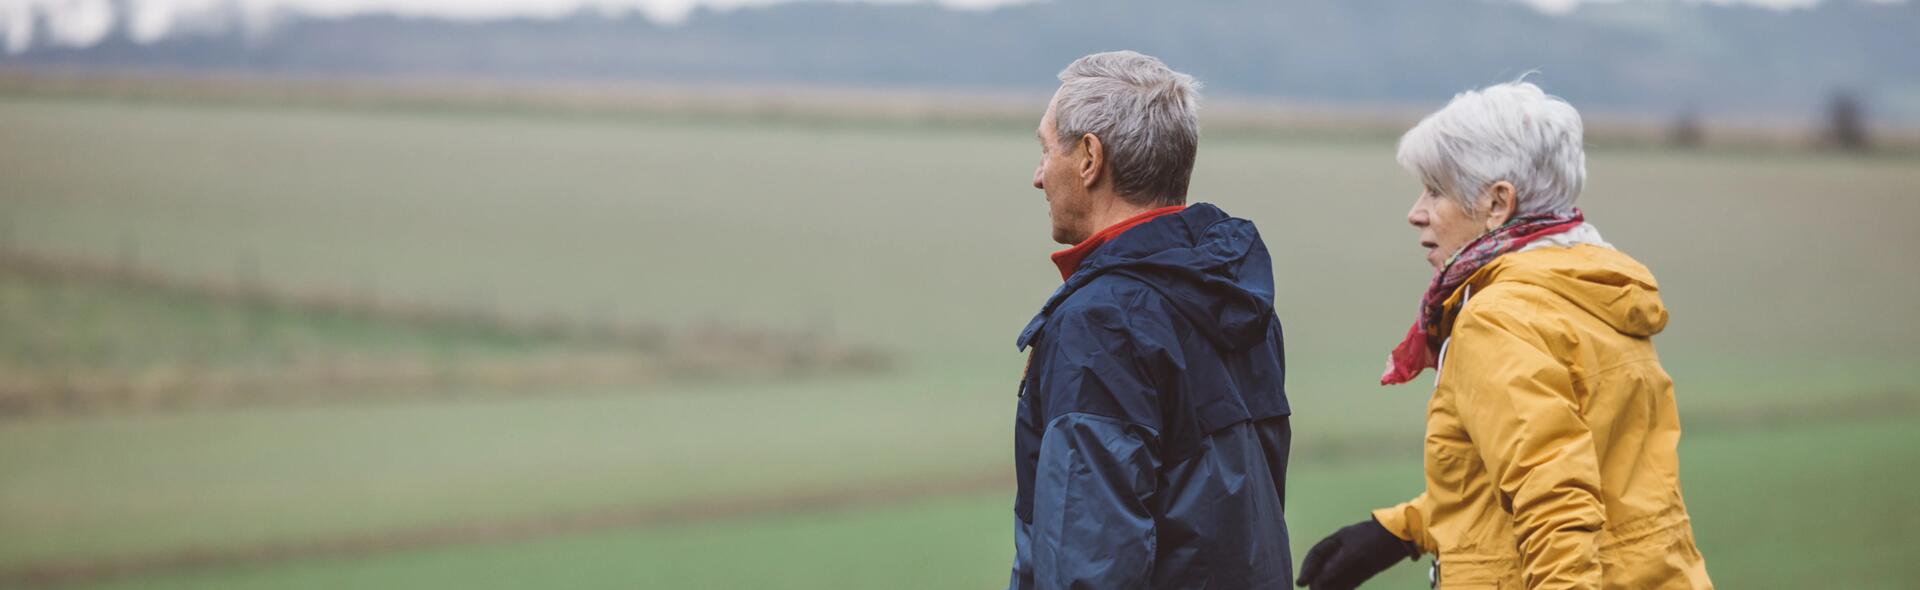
[{"left": 1009, "top": 203, "right": 1293, "bottom": 590}]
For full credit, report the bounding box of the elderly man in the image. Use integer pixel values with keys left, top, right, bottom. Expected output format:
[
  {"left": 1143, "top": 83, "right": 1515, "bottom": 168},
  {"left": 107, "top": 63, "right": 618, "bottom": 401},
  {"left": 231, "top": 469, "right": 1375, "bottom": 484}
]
[
  {"left": 1293, "top": 82, "right": 1713, "bottom": 590},
  {"left": 1009, "top": 50, "right": 1294, "bottom": 589}
]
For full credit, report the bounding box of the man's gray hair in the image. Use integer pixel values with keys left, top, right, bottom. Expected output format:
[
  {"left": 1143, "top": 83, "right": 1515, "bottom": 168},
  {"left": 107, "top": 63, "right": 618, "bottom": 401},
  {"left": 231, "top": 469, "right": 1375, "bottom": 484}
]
[
  {"left": 1396, "top": 81, "right": 1586, "bottom": 217},
  {"left": 1053, "top": 50, "right": 1202, "bottom": 206}
]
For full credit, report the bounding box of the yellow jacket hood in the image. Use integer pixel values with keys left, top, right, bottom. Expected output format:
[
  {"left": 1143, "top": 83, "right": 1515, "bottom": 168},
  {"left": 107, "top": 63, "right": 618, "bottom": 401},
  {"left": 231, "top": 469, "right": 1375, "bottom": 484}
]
[{"left": 1452, "top": 244, "right": 1669, "bottom": 338}]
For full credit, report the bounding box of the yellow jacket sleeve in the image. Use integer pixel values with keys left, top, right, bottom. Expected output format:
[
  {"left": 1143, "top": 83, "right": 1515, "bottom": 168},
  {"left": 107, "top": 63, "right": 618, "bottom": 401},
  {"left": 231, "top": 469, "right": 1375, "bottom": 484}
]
[
  {"left": 1372, "top": 491, "right": 1439, "bottom": 555},
  {"left": 1448, "top": 302, "right": 1606, "bottom": 590}
]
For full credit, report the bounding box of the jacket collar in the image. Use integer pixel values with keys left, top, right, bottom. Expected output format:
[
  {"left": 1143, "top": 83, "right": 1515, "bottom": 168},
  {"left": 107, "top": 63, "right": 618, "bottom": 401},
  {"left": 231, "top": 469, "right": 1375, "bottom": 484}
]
[
  {"left": 1018, "top": 203, "right": 1234, "bottom": 351},
  {"left": 1049, "top": 205, "right": 1187, "bottom": 281}
]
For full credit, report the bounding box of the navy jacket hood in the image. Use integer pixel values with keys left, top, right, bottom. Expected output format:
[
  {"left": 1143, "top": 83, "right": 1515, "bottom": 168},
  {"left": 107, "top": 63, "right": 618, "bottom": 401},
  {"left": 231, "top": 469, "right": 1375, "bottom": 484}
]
[{"left": 1019, "top": 202, "right": 1277, "bottom": 353}]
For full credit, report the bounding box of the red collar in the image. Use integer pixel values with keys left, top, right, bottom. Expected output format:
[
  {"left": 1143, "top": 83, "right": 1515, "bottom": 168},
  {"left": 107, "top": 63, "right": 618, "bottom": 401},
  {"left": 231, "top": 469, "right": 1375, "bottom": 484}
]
[{"left": 1050, "top": 205, "right": 1187, "bottom": 281}]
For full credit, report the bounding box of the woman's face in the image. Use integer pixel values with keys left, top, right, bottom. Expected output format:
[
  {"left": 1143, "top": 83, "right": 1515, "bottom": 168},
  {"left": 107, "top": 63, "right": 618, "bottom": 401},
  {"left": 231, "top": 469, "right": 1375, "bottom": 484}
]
[{"left": 1407, "top": 185, "right": 1494, "bottom": 271}]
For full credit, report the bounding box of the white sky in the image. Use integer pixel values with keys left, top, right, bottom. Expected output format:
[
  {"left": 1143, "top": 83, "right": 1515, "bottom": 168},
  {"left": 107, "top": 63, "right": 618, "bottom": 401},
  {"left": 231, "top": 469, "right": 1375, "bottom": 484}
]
[{"left": 0, "top": 0, "right": 1892, "bottom": 54}]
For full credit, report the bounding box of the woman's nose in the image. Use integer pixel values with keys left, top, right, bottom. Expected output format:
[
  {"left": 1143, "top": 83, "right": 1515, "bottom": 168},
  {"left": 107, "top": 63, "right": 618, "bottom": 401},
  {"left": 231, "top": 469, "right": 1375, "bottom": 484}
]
[
  {"left": 1407, "top": 201, "right": 1428, "bottom": 227},
  {"left": 1032, "top": 164, "right": 1045, "bottom": 190}
]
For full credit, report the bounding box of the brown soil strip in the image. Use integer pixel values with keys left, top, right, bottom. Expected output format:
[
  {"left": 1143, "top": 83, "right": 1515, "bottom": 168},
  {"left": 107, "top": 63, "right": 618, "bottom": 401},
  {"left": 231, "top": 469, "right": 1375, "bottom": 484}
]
[
  {"left": 0, "top": 470, "right": 1012, "bottom": 588},
  {"left": 1680, "top": 389, "right": 1920, "bottom": 432},
  {"left": 0, "top": 353, "right": 666, "bottom": 416},
  {"left": 1291, "top": 389, "right": 1920, "bottom": 462}
]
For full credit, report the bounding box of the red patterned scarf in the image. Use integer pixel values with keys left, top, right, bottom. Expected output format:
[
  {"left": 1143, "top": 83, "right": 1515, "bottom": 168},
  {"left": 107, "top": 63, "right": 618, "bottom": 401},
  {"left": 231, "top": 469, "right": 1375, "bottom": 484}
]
[{"left": 1381, "top": 209, "right": 1585, "bottom": 385}]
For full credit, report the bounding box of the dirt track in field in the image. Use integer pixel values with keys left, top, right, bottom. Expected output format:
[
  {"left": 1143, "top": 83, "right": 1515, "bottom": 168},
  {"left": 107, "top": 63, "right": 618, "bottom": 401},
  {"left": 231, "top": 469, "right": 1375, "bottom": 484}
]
[
  {"left": 0, "top": 470, "right": 1013, "bottom": 588},
  {"left": 3, "top": 391, "right": 1913, "bottom": 588}
]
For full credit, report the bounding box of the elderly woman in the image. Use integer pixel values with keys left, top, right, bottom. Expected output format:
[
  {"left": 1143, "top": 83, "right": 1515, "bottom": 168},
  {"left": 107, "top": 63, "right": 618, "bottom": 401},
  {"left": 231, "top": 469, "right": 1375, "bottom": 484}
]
[{"left": 1294, "top": 82, "right": 1715, "bottom": 590}]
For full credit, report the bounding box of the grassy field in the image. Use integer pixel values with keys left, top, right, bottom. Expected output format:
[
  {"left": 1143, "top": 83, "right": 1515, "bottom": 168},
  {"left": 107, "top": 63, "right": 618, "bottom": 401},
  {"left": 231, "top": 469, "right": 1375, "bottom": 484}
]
[
  {"left": 56, "top": 415, "right": 1920, "bottom": 590},
  {"left": 1, "top": 94, "right": 1917, "bottom": 587}
]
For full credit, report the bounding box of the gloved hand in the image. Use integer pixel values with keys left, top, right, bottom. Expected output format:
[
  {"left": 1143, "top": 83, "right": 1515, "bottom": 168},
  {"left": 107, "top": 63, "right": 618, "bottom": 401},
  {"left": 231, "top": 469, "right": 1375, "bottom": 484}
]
[{"left": 1295, "top": 517, "right": 1420, "bottom": 590}]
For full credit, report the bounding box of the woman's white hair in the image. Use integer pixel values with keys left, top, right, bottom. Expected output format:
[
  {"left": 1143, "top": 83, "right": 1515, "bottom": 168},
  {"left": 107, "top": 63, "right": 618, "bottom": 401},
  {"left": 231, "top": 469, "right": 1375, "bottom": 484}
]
[
  {"left": 1053, "top": 50, "right": 1202, "bottom": 207},
  {"left": 1397, "top": 81, "right": 1586, "bottom": 217}
]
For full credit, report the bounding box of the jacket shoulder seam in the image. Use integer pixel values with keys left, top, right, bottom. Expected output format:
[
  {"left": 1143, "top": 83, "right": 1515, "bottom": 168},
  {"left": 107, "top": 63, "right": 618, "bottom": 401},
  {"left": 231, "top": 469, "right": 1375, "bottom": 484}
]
[
  {"left": 1042, "top": 410, "right": 1164, "bottom": 440},
  {"left": 1050, "top": 277, "right": 1165, "bottom": 333}
]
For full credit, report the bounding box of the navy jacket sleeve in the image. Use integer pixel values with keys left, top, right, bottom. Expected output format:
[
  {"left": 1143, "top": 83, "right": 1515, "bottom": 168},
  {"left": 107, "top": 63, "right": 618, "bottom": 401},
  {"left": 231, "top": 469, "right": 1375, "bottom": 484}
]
[
  {"left": 1012, "top": 297, "right": 1169, "bottom": 590},
  {"left": 1029, "top": 412, "right": 1161, "bottom": 589}
]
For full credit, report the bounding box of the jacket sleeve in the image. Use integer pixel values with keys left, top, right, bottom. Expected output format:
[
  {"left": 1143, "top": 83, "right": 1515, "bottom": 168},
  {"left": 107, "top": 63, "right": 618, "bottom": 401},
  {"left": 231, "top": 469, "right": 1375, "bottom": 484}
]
[
  {"left": 1008, "top": 513, "right": 1034, "bottom": 590},
  {"left": 1448, "top": 303, "right": 1605, "bottom": 590},
  {"left": 1372, "top": 491, "right": 1439, "bottom": 555},
  {"left": 1029, "top": 411, "right": 1161, "bottom": 590}
]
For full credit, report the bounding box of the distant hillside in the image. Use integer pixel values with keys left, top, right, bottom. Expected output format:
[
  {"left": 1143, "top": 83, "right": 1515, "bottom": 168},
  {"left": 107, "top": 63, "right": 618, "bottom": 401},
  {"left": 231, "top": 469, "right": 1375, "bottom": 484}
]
[{"left": 6, "top": 0, "right": 1918, "bottom": 123}]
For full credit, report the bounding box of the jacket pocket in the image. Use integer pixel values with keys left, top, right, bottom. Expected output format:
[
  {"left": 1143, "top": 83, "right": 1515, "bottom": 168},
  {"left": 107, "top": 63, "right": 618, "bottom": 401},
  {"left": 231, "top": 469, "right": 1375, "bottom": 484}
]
[{"left": 1433, "top": 554, "right": 1524, "bottom": 590}]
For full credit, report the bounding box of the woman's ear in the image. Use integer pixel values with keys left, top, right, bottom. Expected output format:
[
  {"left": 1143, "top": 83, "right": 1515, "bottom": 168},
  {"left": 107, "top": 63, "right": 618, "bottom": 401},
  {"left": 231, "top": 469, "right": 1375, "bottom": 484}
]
[{"left": 1482, "top": 181, "right": 1517, "bottom": 229}]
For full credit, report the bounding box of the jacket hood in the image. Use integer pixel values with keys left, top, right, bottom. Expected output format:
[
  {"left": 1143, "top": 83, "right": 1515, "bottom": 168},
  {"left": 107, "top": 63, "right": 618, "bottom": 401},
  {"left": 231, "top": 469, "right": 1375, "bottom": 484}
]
[
  {"left": 1460, "top": 245, "right": 1669, "bottom": 337},
  {"left": 1018, "top": 203, "right": 1277, "bottom": 352}
]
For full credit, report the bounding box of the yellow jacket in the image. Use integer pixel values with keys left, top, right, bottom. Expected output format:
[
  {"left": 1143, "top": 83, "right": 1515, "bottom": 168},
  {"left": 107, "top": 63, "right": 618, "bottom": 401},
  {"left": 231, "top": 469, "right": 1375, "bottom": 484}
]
[{"left": 1373, "top": 244, "right": 1713, "bottom": 590}]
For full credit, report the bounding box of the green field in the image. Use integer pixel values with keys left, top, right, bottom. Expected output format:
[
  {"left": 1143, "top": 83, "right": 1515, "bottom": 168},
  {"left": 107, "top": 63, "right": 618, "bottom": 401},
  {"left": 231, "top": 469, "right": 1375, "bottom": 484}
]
[
  {"left": 1, "top": 94, "right": 1917, "bottom": 588},
  {"left": 64, "top": 415, "right": 1920, "bottom": 590}
]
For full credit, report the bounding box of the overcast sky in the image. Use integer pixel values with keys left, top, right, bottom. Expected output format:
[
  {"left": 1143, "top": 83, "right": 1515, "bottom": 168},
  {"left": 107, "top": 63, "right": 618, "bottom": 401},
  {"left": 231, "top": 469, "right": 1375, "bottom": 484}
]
[{"left": 0, "top": 0, "right": 1884, "bottom": 54}]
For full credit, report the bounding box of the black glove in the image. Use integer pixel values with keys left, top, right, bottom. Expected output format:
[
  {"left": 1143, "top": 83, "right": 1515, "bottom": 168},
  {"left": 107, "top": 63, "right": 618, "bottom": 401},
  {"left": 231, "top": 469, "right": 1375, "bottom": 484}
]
[{"left": 1295, "top": 517, "right": 1420, "bottom": 590}]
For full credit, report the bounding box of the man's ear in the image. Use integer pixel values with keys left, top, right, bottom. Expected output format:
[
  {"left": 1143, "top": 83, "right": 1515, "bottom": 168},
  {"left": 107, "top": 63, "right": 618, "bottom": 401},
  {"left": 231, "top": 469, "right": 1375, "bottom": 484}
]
[
  {"left": 1078, "top": 133, "right": 1105, "bottom": 190},
  {"left": 1483, "top": 181, "right": 1517, "bottom": 229}
]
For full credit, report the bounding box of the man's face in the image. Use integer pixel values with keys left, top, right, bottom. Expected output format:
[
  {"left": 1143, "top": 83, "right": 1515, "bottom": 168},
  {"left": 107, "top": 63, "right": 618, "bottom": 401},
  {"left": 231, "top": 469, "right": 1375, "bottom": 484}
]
[{"left": 1034, "top": 97, "right": 1094, "bottom": 245}]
